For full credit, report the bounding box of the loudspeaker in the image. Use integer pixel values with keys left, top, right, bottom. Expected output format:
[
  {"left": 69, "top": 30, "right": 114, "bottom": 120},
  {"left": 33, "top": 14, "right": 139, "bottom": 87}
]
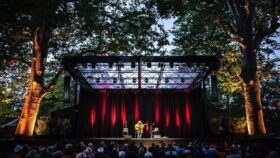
[{"left": 153, "top": 135, "right": 161, "bottom": 138}]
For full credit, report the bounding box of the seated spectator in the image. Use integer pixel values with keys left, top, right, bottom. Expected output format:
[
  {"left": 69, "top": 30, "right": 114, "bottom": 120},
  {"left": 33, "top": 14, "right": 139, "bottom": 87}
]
[
  {"left": 144, "top": 148, "right": 153, "bottom": 158},
  {"left": 165, "top": 144, "right": 177, "bottom": 158},
  {"left": 207, "top": 144, "right": 218, "bottom": 158},
  {"left": 225, "top": 147, "right": 241, "bottom": 158}
]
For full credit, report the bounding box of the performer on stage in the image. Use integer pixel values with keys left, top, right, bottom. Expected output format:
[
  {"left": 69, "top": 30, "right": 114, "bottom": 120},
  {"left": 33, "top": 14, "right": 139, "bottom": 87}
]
[
  {"left": 134, "top": 120, "right": 146, "bottom": 138},
  {"left": 149, "top": 122, "right": 155, "bottom": 138}
]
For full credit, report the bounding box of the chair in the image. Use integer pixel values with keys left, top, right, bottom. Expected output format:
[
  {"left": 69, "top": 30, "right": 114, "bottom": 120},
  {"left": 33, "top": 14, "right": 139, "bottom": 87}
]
[
  {"left": 152, "top": 127, "right": 159, "bottom": 135},
  {"left": 123, "top": 128, "right": 129, "bottom": 136}
]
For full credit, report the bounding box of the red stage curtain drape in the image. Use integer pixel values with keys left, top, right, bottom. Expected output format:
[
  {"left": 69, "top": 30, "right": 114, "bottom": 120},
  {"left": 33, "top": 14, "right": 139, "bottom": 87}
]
[{"left": 77, "top": 89, "right": 194, "bottom": 137}]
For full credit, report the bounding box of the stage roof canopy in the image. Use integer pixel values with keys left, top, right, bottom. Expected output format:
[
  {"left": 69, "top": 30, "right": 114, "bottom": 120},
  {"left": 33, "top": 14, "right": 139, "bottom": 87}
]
[{"left": 62, "top": 56, "right": 219, "bottom": 90}]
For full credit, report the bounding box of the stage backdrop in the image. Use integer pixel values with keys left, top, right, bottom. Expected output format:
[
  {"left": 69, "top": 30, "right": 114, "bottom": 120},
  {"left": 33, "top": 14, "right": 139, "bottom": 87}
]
[{"left": 76, "top": 87, "right": 206, "bottom": 138}]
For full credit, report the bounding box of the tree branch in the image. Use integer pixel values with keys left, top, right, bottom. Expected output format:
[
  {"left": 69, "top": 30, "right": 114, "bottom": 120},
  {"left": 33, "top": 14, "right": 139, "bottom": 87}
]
[
  {"left": 226, "top": 0, "right": 243, "bottom": 23},
  {"left": 5, "top": 57, "right": 31, "bottom": 67},
  {"left": 43, "top": 68, "right": 64, "bottom": 94},
  {"left": 216, "top": 16, "right": 239, "bottom": 36},
  {"left": 256, "top": 0, "right": 280, "bottom": 41},
  {"left": 246, "top": 0, "right": 256, "bottom": 21}
]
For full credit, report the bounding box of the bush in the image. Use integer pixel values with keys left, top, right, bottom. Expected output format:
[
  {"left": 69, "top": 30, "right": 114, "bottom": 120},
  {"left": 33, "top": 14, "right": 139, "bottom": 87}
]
[
  {"left": 228, "top": 117, "right": 247, "bottom": 135},
  {"left": 209, "top": 116, "right": 247, "bottom": 136},
  {"left": 209, "top": 116, "right": 225, "bottom": 136},
  {"left": 34, "top": 117, "right": 72, "bottom": 137},
  {"left": 48, "top": 118, "right": 72, "bottom": 137},
  {"left": 34, "top": 117, "right": 48, "bottom": 136}
]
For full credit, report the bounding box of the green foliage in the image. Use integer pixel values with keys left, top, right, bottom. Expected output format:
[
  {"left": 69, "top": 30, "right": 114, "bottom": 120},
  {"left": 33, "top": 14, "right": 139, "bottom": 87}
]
[
  {"left": 228, "top": 117, "right": 247, "bottom": 135},
  {"left": 0, "top": 0, "right": 170, "bottom": 113},
  {"left": 39, "top": 76, "right": 73, "bottom": 117},
  {"left": 47, "top": 118, "right": 72, "bottom": 137},
  {"left": 34, "top": 117, "right": 48, "bottom": 136},
  {"left": 170, "top": 2, "right": 280, "bottom": 134},
  {"left": 209, "top": 116, "right": 225, "bottom": 136},
  {"left": 0, "top": 85, "right": 19, "bottom": 125},
  {"left": 209, "top": 116, "right": 247, "bottom": 136},
  {"left": 34, "top": 117, "right": 72, "bottom": 137}
]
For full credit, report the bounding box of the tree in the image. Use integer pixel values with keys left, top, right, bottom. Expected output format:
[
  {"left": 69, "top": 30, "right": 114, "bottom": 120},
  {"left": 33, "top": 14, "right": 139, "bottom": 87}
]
[
  {"left": 0, "top": 0, "right": 168, "bottom": 136},
  {"left": 167, "top": 0, "right": 280, "bottom": 136}
]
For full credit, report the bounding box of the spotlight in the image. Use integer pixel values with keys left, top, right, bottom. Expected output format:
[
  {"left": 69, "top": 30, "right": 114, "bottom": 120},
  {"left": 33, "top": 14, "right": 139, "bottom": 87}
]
[
  {"left": 131, "top": 62, "right": 136, "bottom": 68},
  {"left": 119, "top": 63, "right": 124, "bottom": 68},
  {"left": 181, "top": 78, "right": 185, "bottom": 83},
  {"left": 133, "top": 78, "right": 136, "bottom": 83},
  {"left": 145, "top": 78, "right": 148, "bottom": 83},
  {"left": 170, "top": 62, "right": 174, "bottom": 68},
  {"left": 109, "top": 62, "right": 113, "bottom": 68},
  {"left": 113, "top": 78, "right": 117, "bottom": 83},
  {"left": 96, "top": 78, "right": 100, "bottom": 83},
  {"left": 147, "top": 62, "right": 151, "bottom": 68},
  {"left": 158, "top": 63, "right": 164, "bottom": 68},
  {"left": 91, "top": 63, "right": 96, "bottom": 68},
  {"left": 165, "top": 78, "right": 169, "bottom": 83},
  {"left": 82, "top": 63, "right": 87, "bottom": 69}
]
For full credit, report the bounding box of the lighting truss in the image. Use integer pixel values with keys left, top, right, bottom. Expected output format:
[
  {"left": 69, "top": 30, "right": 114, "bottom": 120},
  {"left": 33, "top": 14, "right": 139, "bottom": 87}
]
[{"left": 63, "top": 56, "right": 219, "bottom": 90}]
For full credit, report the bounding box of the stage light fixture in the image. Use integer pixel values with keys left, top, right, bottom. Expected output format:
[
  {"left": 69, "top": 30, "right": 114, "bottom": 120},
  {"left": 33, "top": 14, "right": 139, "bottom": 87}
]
[
  {"left": 165, "top": 78, "right": 169, "bottom": 83},
  {"left": 170, "top": 62, "right": 174, "bottom": 68},
  {"left": 133, "top": 78, "right": 136, "bottom": 83},
  {"left": 109, "top": 62, "right": 113, "bottom": 68},
  {"left": 96, "top": 78, "right": 100, "bottom": 83},
  {"left": 145, "top": 78, "right": 149, "bottom": 83},
  {"left": 131, "top": 62, "right": 136, "bottom": 68},
  {"left": 181, "top": 78, "right": 185, "bottom": 83},
  {"left": 147, "top": 62, "right": 151, "bottom": 68},
  {"left": 82, "top": 63, "right": 87, "bottom": 69},
  {"left": 91, "top": 63, "right": 96, "bottom": 68},
  {"left": 158, "top": 63, "right": 164, "bottom": 68},
  {"left": 113, "top": 78, "right": 117, "bottom": 83},
  {"left": 119, "top": 63, "right": 124, "bottom": 68}
]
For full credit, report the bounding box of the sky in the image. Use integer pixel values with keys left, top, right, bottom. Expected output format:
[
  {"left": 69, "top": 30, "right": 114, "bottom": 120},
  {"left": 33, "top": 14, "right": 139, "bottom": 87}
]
[{"left": 162, "top": 18, "right": 176, "bottom": 53}]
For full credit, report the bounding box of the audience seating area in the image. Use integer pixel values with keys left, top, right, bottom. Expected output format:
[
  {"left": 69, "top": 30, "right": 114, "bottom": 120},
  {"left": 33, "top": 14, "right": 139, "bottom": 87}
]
[{"left": 1, "top": 139, "right": 279, "bottom": 158}]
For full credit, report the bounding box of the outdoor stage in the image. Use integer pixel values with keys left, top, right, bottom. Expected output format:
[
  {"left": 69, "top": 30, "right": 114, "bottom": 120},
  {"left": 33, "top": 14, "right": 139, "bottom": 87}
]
[{"left": 62, "top": 56, "right": 220, "bottom": 138}]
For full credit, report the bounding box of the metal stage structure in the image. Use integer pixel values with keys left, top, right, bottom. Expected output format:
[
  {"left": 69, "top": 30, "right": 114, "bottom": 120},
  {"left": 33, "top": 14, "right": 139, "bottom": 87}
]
[
  {"left": 62, "top": 55, "right": 219, "bottom": 91},
  {"left": 61, "top": 55, "right": 220, "bottom": 138}
]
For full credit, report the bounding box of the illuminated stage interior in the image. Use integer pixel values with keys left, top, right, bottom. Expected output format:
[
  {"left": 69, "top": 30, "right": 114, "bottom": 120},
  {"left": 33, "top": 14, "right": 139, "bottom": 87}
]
[{"left": 62, "top": 56, "right": 219, "bottom": 138}]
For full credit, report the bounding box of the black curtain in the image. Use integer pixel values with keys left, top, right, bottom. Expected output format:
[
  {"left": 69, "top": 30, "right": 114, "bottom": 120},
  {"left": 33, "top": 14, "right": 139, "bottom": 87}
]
[{"left": 76, "top": 88, "right": 205, "bottom": 138}]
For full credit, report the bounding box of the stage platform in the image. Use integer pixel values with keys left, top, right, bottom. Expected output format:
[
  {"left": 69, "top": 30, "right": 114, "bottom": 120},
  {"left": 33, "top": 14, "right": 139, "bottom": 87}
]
[{"left": 82, "top": 137, "right": 188, "bottom": 147}]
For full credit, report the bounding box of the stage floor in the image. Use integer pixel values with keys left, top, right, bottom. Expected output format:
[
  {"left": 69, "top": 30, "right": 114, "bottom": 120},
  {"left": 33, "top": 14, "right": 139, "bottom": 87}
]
[{"left": 83, "top": 137, "right": 188, "bottom": 147}]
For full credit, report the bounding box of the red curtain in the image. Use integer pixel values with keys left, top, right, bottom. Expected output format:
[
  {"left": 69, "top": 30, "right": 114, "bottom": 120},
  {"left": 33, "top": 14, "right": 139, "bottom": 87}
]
[
  {"left": 101, "top": 91, "right": 107, "bottom": 126},
  {"left": 155, "top": 92, "right": 160, "bottom": 124},
  {"left": 121, "top": 99, "right": 126, "bottom": 127},
  {"left": 185, "top": 95, "right": 191, "bottom": 127},
  {"left": 111, "top": 99, "right": 117, "bottom": 127},
  {"left": 134, "top": 93, "right": 139, "bottom": 122},
  {"left": 176, "top": 103, "right": 181, "bottom": 128},
  {"left": 165, "top": 105, "right": 170, "bottom": 128},
  {"left": 90, "top": 104, "right": 96, "bottom": 128}
]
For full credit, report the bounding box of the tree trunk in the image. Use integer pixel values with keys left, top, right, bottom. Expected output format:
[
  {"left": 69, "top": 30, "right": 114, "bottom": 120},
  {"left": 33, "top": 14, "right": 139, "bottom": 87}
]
[
  {"left": 15, "top": 26, "right": 49, "bottom": 137},
  {"left": 240, "top": 38, "right": 266, "bottom": 136}
]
